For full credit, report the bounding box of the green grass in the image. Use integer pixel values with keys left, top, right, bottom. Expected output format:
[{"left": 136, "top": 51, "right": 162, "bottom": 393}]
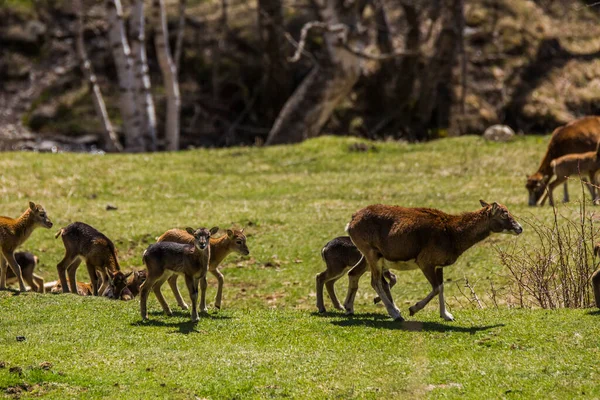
[{"left": 0, "top": 135, "right": 599, "bottom": 398}]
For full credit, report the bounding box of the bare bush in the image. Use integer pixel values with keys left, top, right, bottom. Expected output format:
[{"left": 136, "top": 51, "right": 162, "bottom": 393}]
[{"left": 497, "top": 186, "right": 599, "bottom": 309}]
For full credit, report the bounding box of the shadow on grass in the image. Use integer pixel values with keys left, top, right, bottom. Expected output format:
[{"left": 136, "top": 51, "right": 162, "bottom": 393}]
[
  {"left": 131, "top": 312, "right": 232, "bottom": 334},
  {"left": 0, "top": 287, "right": 24, "bottom": 296},
  {"left": 330, "top": 314, "right": 504, "bottom": 333},
  {"left": 311, "top": 311, "right": 394, "bottom": 321},
  {"left": 586, "top": 310, "right": 600, "bottom": 316},
  {"left": 310, "top": 311, "right": 353, "bottom": 318},
  {"left": 132, "top": 319, "right": 202, "bottom": 334}
]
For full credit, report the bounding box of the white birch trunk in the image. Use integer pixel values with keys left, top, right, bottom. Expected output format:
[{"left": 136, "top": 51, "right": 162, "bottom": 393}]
[
  {"left": 153, "top": 0, "right": 181, "bottom": 151},
  {"left": 74, "top": 0, "right": 122, "bottom": 152},
  {"left": 106, "top": 0, "right": 144, "bottom": 152},
  {"left": 130, "top": 0, "right": 157, "bottom": 151}
]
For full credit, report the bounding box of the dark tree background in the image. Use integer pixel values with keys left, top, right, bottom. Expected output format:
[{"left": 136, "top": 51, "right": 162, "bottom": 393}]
[{"left": 2, "top": 0, "right": 600, "bottom": 150}]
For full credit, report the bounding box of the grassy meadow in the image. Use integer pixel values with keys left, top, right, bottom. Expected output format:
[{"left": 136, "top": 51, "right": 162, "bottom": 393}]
[{"left": 1, "top": 135, "right": 599, "bottom": 399}]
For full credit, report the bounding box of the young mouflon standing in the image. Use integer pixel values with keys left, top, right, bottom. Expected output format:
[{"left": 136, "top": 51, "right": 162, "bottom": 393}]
[
  {"left": 0, "top": 202, "right": 53, "bottom": 292},
  {"left": 55, "top": 222, "right": 121, "bottom": 296},
  {"left": 140, "top": 226, "right": 218, "bottom": 322},
  {"left": 345, "top": 200, "right": 523, "bottom": 321},
  {"left": 157, "top": 228, "right": 249, "bottom": 311},
  {"left": 540, "top": 141, "right": 600, "bottom": 206},
  {"left": 316, "top": 236, "right": 397, "bottom": 313}
]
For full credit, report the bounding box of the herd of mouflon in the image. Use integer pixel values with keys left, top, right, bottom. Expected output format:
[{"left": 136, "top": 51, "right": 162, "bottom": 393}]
[
  {"left": 6, "top": 116, "right": 600, "bottom": 322},
  {"left": 1, "top": 199, "right": 524, "bottom": 323}
]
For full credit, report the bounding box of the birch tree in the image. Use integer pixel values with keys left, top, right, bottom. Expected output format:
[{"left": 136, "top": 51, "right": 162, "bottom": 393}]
[
  {"left": 130, "top": 0, "right": 157, "bottom": 151},
  {"left": 106, "top": 0, "right": 144, "bottom": 152},
  {"left": 74, "top": 0, "right": 122, "bottom": 152},
  {"left": 153, "top": 0, "right": 181, "bottom": 151}
]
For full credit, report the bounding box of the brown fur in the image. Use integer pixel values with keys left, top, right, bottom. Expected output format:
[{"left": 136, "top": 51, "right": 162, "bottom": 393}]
[
  {"left": 526, "top": 116, "right": 600, "bottom": 206},
  {"left": 316, "top": 236, "right": 397, "bottom": 313},
  {"left": 0, "top": 202, "right": 53, "bottom": 292},
  {"left": 55, "top": 222, "right": 121, "bottom": 296},
  {"left": 103, "top": 270, "right": 134, "bottom": 300},
  {"left": 345, "top": 201, "right": 523, "bottom": 321},
  {"left": 126, "top": 269, "right": 146, "bottom": 297},
  {"left": 540, "top": 143, "right": 600, "bottom": 206},
  {"left": 140, "top": 227, "right": 218, "bottom": 322},
  {"left": 157, "top": 228, "right": 249, "bottom": 310},
  {"left": 5, "top": 252, "right": 44, "bottom": 293},
  {"left": 50, "top": 281, "right": 94, "bottom": 296}
]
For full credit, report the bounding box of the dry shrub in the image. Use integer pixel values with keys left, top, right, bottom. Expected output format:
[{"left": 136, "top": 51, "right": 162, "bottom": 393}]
[{"left": 497, "top": 194, "right": 599, "bottom": 309}]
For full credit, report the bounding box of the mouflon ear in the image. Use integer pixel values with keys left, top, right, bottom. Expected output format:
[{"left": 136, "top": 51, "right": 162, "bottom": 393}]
[
  {"left": 209, "top": 226, "right": 219, "bottom": 236},
  {"left": 227, "top": 229, "right": 234, "bottom": 238},
  {"left": 185, "top": 227, "right": 195, "bottom": 235},
  {"left": 29, "top": 201, "right": 36, "bottom": 210},
  {"left": 491, "top": 202, "right": 499, "bottom": 213},
  {"left": 479, "top": 200, "right": 490, "bottom": 208}
]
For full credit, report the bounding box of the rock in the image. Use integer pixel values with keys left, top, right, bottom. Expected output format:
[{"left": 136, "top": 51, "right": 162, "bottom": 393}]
[{"left": 483, "top": 124, "right": 515, "bottom": 142}]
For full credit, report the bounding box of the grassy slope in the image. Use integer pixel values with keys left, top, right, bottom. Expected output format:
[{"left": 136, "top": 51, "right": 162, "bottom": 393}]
[{"left": 0, "top": 136, "right": 599, "bottom": 399}]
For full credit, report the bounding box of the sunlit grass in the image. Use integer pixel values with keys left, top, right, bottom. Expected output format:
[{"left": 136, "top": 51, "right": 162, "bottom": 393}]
[{"left": 0, "top": 135, "right": 599, "bottom": 398}]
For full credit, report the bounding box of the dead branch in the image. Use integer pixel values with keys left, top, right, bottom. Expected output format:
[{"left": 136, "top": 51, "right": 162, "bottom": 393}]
[
  {"left": 464, "top": 277, "right": 483, "bottom": 309},
  {"left": 288, "top": 20, "right": 347, "bottom": 62}
]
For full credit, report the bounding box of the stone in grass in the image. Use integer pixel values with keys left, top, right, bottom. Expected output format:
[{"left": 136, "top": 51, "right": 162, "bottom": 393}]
[{"left": 483, "top": 124, "right": 515, "bottom": 142}]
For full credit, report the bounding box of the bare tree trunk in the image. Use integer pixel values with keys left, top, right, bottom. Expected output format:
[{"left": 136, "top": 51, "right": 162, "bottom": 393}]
[
  {"left": 212, "top": 0, "right": 228, "bottom": 102},
  {"left": 266, "top": 64, "right": 359, "bottom": 145},
  {"left": 106, "top": 0, "right": 144, "bottom": 152},
  {"left": 174, "top": 0, "right": 187, "bottom": 72},
  {"left": 130, "top": 0, "right": 157, "bottom": 151},
  {"left": 394, "top": 1, "right": 420, "bottom": 108},
  {"left": 363, "top": 0, "right": 395, "bottom": 114},
  {"left": 258, "top": 0, "right": 290, "bottom": 123},
  {"left": 153, "top": 0, "right": 181, "bottom": 151},
  {"left": 265, "top": 0, "right": 364, "bottom": 145},
  {"left": 74, "top": 0, "right": 122, "bottom": 152},
  {"left": 413, "top": 0, "right": 463, "bottom": 139}
]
